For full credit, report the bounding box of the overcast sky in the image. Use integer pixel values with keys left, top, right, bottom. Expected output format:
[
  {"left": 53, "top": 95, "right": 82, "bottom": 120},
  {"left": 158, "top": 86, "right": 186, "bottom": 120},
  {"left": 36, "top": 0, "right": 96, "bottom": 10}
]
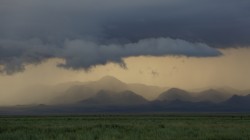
[
  {"left": 0, "top": 0, "right": 250, "bottom": 105},
  {"left": 1, "top": 0, "right": 250, "bottom": 74}
]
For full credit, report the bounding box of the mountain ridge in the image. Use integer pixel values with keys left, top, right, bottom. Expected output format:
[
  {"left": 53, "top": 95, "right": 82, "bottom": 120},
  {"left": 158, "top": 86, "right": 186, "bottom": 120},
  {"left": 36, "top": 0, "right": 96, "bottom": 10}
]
[
  {"left": 1, "top": 93, "right": 250, "bottom": 115},
  {"left": 79, "top": 90, "right": 148, "bottom": 106}
]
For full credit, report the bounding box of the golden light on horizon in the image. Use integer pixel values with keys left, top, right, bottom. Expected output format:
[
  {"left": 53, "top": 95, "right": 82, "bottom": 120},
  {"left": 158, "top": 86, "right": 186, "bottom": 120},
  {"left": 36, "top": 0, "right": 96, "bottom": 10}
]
[{"left": 0, "top": 48, "right": 250, "bottom": 105}]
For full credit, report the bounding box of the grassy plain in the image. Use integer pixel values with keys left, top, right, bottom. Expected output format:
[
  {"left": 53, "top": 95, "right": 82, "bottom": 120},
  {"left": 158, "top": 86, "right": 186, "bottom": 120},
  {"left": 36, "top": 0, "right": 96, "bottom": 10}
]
[{"left": 0, "top": 114, "right": 250, "bottom": 140}]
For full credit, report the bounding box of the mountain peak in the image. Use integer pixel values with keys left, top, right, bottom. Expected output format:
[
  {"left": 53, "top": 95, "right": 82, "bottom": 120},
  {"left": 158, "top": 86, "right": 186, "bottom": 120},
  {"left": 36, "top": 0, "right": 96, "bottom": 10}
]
[
  {"left": 197, "top": 89, "right": 229, "bottom": 103},
  {"left": 168, "top": 88, "right": 187, "bottom": 93},
  {"left": 157, "top": 88, "right": 192, "bottom": 101},
  {"left": 88, "top": 76, "right": 128, "bottom": 92}
]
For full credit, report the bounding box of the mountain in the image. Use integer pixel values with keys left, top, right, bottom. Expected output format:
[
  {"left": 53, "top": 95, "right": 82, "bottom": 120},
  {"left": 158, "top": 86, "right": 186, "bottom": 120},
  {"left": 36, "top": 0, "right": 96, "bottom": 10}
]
[
  {"left": 127, "top": 83, "right": 168, "bottom": 100},
  {"left": 87, "top": 76, "right": 129, "bottom": 92},
  {"left": 86, "top": 76, "right": 166, "bottom": 100},
  {"left": 223, "top": 94, "right": 250, "bottom": 106},
  {"left": 157, "top": 88, "right": 194, "bottom": 102},
  {"left": 2, "top": 94, "right": 250, "bottom": 115},
  {"left": 196, "top": 89, "right": 232, "bottom": 103},
  {"left": 211, "top": 94, "right": 250, "bottom": 112},
  {"left": 50, "top": 76, "right": 128, "bottom": 104},
  {"left": 156, "top": 88, "right": 233, "bottom": 103},
  {"left": 80, "top": 90, "right": 148, "bottom": 105},
  {"left": 52, "top": 85, "right": 95, "bottom": 104},
  {"left": 14, "top": 75, "right": 246, "bottom": 109},
  {"left": 50, "top": 76, "right": 166, "bottom": 104},
  {"left": 150, "top": 99, "right": 215, "bottom": 112}
]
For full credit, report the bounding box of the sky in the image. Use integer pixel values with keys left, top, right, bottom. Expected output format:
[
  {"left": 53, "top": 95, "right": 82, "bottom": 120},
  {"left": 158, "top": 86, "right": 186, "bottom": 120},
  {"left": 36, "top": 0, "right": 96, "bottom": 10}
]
[{"left": 0, "top": 0, "right": 250, "bottom": 105}]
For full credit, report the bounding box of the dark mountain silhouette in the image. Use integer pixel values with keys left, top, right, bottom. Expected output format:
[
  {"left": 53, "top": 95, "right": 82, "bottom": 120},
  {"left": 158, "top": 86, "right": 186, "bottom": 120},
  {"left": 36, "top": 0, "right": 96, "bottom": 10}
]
[
  {"left": 208, "top": 94, "right": 250, "bottom": 112},
  {"left": 223, "top": 94, "right": 250, "bottom": 106},
  {"left": 157, "top": 88, "right": 194, "bottom": 102},
  {"left": 196, "top": 89, "right": 232, "bottom": 103},
  {"left": 149, "top": 99, "right": 215, "bottom": 112},
  {"left": 156, "top": 88, "right": 234, "bottom": 103},
  {"left": 79, "top": 90, "right": 148, "bottom": 105},
  {"left": 2, "top": 94, "right": 250, "bottom": 115}
]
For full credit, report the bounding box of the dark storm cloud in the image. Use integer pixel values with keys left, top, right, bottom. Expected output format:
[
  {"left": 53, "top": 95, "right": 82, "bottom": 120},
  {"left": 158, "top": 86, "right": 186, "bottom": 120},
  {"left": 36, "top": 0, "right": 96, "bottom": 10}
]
[
  {"left": 1, "top": 0, "right": 249, "bottom": 45},
  {"left": 102, "top": 0, "right": 250, "bottom": 47},
  {"left": 58, "top": 38, "right": 221, "bottom": 70},
  {"left": 0, "top": 38, "right": 221, "bottom": 74},
  {"left": 0, "top": 39, "right": 57, "bottom": 74},
  {"left": 0, "top": 0, "right": 248, "bottom": 74}
]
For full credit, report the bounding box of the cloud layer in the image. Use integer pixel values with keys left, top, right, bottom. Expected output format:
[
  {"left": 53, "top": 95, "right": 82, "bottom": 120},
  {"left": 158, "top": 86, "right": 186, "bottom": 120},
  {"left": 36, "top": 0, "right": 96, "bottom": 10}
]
[
  {"left": 59, "top": 38, "right": 221, "bottom": 70},
  {"left": 1, "top": 0, "right": 249, "bottom": 73},
  {"left": 0, "top": 38, "right": 221, "bottom": 74}
]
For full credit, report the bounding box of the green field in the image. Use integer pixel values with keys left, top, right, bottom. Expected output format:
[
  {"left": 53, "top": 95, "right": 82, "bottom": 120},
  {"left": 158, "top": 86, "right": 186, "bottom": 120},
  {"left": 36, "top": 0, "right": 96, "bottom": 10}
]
[{"left": 1, "top": 114, "right": 250, "bottom": 140}]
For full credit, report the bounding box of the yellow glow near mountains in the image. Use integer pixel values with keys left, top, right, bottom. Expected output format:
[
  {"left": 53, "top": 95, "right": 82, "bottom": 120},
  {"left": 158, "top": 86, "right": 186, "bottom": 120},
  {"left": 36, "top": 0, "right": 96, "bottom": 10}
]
[{"left": 0, "top": 48, "right": 250, "bottom": 105}]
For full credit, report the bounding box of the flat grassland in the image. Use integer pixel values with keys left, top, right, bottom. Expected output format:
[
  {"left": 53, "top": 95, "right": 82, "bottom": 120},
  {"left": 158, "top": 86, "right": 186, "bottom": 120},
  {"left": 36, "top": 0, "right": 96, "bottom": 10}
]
[{"left": 0, "top": 114, "right": 250, "bottom": 140}]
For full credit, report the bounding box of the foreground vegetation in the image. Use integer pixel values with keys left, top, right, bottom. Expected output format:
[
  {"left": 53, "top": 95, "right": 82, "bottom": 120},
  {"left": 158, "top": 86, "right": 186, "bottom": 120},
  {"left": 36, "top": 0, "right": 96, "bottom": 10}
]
[{"left": 0, "top": 114, "right": 250, "bottom": 140}]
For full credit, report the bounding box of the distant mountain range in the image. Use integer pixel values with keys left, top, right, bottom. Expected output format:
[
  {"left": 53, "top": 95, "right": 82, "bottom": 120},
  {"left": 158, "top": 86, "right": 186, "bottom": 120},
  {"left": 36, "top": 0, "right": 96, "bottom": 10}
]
[
  {"left": 50, "top": 76, "right": 167, "bottom": 104},
  {"left": 1, "top": 76, "right": 250, "bottom": 115},
  {"left": 50, "top": 76, "right": 238, "bottom": 104},
  {"left": 157, "top": 88, "right": 232, "bottom": 103}
]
